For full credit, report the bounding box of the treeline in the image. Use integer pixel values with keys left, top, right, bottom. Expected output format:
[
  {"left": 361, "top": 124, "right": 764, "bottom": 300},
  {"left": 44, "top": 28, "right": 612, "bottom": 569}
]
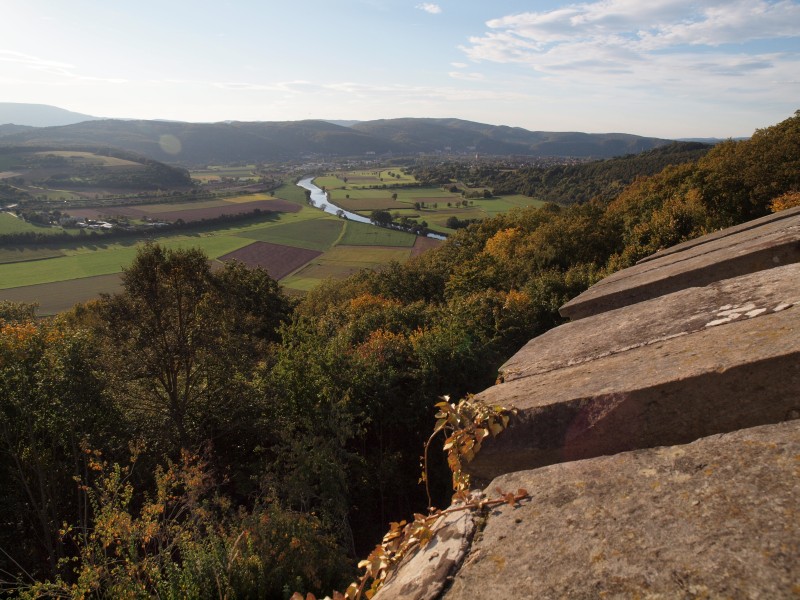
[
  {"left": 409, "top": 141, "right": 712, "bottom": 204},
  {"left": 0, "top": 208, "right": 280, "bottom": 247},
  {"left": 1, "top": 112, "right": 798, "bottom": 599}
]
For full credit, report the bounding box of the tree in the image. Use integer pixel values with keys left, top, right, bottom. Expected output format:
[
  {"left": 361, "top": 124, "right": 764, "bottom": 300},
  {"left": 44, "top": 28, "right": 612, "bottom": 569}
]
[
  {"left": 0, "top": 317, "right": 120, "bottom": 580},
  {"left": 370, "top": 210, "right": 393, "bottom": 227},
  {"left": 97, "top": 244, "right": 288, "bottom": 458}
]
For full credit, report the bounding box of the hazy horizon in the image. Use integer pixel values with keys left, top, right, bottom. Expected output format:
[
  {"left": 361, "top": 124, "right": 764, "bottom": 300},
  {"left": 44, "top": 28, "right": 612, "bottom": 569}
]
[{"left": 2, "top": 1, "right": 798, "bottom": 139}]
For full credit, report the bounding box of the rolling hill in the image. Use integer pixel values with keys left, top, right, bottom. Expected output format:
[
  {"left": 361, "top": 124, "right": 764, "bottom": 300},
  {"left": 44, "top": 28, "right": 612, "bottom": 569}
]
[{"left": 0, "top": 107, "right": 674, "bottom": 165}]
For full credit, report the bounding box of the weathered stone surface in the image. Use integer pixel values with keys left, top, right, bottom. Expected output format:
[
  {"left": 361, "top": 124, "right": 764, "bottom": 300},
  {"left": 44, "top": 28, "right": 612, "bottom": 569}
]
[
  {"left": 443, "top": 421, "right": 800, "bottom": 600},
  {"left": 560, "top": 210, "right": 800, "bottom": 320},
  {"left": 502, "top": 262, "right": 800, "bottom": 382},
  {"left": 637, "top": 205, "right": 800, "bottom": 265},
  {"left": 374, "top": 507, "right": 476, "bottom": 600},
  {"left": 465, "top": 303, "right": 800, "bottom": 483}
]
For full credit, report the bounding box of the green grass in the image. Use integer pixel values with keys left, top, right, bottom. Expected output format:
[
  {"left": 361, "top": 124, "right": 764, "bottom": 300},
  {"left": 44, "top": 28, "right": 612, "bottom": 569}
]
[
  {"left": 276, "top": 182, "right": 311, "bottom": 205},
  {"left": 329, "top": 188, "right": 387, "bottom": 200},
  {"left": 0, "top": 234, "right": 252, "bottom": 289},
  {"left": 320, "top": 169, "right": 418, "bottom": 189},
  {"left": 321, "top": 245, "right": 412, "bottom": 263},
  {"left": 26, "top": 187, "right": 83, "bottom": 201},
  {"left": 190, "top": 166, "right": 259, "bottom": 182},
  {"left": 0, "top": 247, "right": 65, "bottom": 264},
  {"left": 0, "top": 203, "right": 322, "bottom": 290},
  {"left": 35, "top": 151, "right": 139, "bottom": 167},
  {"left": 336, "top": 198, "right": 408, "bottom": 211},
  {"left": 311, "top": 175, "right": 344, "bottom": 190},
  {"left": 332, "top": 185, "right": 547, "bottom": 225},
  {"left": 0, "top": 213, "right": 47, "bottom": 234},
  {"left": 378, "top": 169, "right": 416, "bottom": 185},
  {"left": 0, "top": 154, "right": 23, "bottom": 170},
  {"left": 338, "top": 221, "right": 416, "bottom": 247},
  {"left": 239, "top": 217, "right": 344, "bottom": 251},
  {"left": 281, "top": 246, "right": 412, "bottom": 292}
]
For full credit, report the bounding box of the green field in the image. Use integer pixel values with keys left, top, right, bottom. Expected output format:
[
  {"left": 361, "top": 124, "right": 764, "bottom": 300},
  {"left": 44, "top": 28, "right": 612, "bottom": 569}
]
[
  {"left": 0, "top": 181, "right": 426, "bottom": 311},
  {"left": 281, "top": 245, "right": 412, "bottom": 291},
  {"left": 0, "top": 234, "right": 253, "bottom": 290},
  {"left": 325, "top": 179, "right": 546, "bottom": 227},
  {"left": 191, "top": 165, "right": 260, "bottom": 182},
  {"left": 240, "top": 217, "right": 344, "bottom": 252},
  {"left": 0, "top": 212, "right": 48, "bottom": 234},
  {"left": 338, "top": 221, "right": 416, "bottom": 247},
  {"left": 336, "top": 197, "right": 408, "bottom": 211},
  {"left": 277, "top": 182, "right": 311, "bottom": 205},
  {"left": 35, "top": 151, "right": 140, "bottom": 167},
  {"left": 0, "top": 173, "right": 547, "bottom": 312},
  {"left": 0, "top": 246, "right": 65, "bottom": 264}
]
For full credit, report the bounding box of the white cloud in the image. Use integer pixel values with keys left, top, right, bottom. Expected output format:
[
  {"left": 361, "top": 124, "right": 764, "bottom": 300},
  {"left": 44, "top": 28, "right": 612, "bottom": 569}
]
[
  {"left": 448, "top": 71, "right": 484, "bottom": 81},
  {"left": 0, "top": 50, "right": 75, "bottom": 76},
  {"left": 416, "top": 3, "right": 442, "bottom": 15},
  {"left": 0, "top": 50, "right": 127, "bottom": 84},
  {"left": 451, "top": 62, "right": 468, "bottom": 68},
  {"left": 460, "top": 0, "right": 800, "bottom": 98}
]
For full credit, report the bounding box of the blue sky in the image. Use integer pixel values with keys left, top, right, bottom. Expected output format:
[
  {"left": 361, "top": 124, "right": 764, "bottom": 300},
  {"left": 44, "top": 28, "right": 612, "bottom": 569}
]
[{"left": 1, "top": 0, "right": 798, "bottom": 138}]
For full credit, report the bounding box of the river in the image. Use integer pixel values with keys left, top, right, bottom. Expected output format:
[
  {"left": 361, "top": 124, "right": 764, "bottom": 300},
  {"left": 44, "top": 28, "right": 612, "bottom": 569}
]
[
  {"left": 295, "top": 177, "right": 446, "bottom": 240},
  {"left": 296, "top": 177, "right": 371, "bottom": 224}
]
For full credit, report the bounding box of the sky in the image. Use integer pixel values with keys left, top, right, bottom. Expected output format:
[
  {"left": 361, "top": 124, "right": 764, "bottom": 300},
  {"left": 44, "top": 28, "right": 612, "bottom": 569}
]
[{"left": 1, "top": 0, "right": 799, "bottom": 138}]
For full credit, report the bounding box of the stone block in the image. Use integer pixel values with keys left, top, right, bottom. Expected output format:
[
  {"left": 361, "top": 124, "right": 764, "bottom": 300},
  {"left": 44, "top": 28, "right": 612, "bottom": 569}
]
[
  {"left": 465, "top": 303, "right": 800, "bottom": 483},
  {"left": 443, "top": 421, "right": 800, "bottom": 599},
  {"left": 502, "top": 262, "right": 800, "bottom": 382},
  {"left": 560, "top": 210, "right": 800, "bottom": 320}
]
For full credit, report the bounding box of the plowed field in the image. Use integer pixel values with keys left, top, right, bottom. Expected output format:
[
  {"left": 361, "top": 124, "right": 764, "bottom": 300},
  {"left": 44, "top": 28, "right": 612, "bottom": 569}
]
[{"left": 219, "top": 241, "right": 321, "bottom": 280}]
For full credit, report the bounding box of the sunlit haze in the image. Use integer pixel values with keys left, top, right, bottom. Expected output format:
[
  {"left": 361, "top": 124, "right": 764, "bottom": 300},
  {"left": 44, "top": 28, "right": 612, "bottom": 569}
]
[{"left": 2, "top": 0, "right": 799, "bottom": 138}]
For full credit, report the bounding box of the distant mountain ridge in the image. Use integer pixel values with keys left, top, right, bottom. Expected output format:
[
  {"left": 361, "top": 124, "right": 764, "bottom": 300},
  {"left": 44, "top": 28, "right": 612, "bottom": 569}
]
[
  {"left": 0, "top": 103, "right": 100, "bottom": 127},
  {"left": 0, "top": 104, "right": 674, "bottom": 165}
]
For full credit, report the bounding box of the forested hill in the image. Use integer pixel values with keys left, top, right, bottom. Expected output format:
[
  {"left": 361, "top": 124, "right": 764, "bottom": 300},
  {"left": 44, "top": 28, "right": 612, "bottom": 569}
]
[
  {"left": 410, "top": 141, "right": 713, "bottom": 205},
  {"left": 0, "top": 115, "right": 672, "bottom": 165},
  {"left": 0, "top": 145, "right": 193, "bottom": 193},
  {"left": 1, "top": 112, "right": 797, "bottom": 599},
  {"left": 489, "top": 141, "right": 713, "bottom": 204}
]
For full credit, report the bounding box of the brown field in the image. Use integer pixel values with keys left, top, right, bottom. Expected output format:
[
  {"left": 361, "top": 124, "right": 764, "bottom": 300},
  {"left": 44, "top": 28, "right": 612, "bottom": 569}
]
[
  {"left": 0, "top": 273, "right": 123, "bottom": 315},
  {"left": 69, "top": 199, "right": 300, "bottom": 222},
  {"left": 219, "top": 241, "right": 322, "bottom": 280},
  {"left": 410, "top": 235, "right": 442, "bottom": 257}
]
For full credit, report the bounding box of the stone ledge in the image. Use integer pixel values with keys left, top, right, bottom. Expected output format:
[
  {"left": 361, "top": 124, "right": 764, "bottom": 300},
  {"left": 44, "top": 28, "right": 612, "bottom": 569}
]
[
  {"left": 502, "top": 262, "right": 800, "bottom": 382},
  {"left": 465, "top": 304, "right": 800, "bottom": 483},
  {"left": 560, "top": 210, "right": 800, "bottom": 320},
  {"left": 443, "top": 421, "right": 800, "bottom": 600}
]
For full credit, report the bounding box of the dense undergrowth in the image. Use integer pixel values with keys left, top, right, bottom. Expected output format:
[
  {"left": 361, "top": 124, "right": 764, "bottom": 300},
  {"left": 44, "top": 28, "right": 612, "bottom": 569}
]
[{"left": 1, "top": 112, "right": 798, "bottom": 598}]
